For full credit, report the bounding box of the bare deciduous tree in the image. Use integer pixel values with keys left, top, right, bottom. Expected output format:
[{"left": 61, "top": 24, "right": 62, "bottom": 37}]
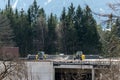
[
  {"left": 95, "top": 61, "right": 120, "bottom": 80},
  {"left": 34, "top": 16, "right": 47, "bottom": 52},
  {"left": 0, "top": 59, "right": 28, "bottom": 80}
]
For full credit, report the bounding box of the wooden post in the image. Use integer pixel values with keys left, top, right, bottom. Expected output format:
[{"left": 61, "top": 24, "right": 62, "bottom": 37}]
[{"left": 92, "top": 68, "right": 95, "bottom": 80}]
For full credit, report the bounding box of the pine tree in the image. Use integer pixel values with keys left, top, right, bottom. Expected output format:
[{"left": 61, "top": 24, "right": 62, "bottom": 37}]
[
  {"left": 13, "top": 9, "right": 33, "bottom": 57},
  {"left": 27, "top": 0, "right": 39, "bottom": 25},
  {"left": 82, "top": 5, "right": 102, "bottom": 54},
  {"left": 74, "top": 5, "right": 83, "bottom": 51},
  {"left": 65, "top": 3, "right": 76, "bottom": 54},
  {"left": 0, "top": 14, "right": 14, "bottom": 46},
  {"left": 59, "top": 4, "right": 77, "bottom": 54},
  {"left": 46, "top": 13, "right": 57, "bottom": 54}
]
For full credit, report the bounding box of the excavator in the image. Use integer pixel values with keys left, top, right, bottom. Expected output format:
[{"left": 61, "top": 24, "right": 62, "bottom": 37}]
[
  {"left": 27, "top": 51, "right": 46, "bottom": 60},
  {"left": 74, "top": 51, "right": 103, "bottom": 60},
  {"left": 74, "top": 51, "right": 85, "bottom": 60}
]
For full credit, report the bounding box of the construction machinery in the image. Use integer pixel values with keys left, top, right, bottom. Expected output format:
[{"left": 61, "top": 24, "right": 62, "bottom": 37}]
[
  {"left": 74, "top": 51, "right": 85, "bottom": 60},
  {"left": 27, "top": 51, "right": 46, "bottom": 60}
]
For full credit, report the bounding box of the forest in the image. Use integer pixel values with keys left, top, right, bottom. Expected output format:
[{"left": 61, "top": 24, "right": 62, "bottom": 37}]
[{"left": 0, "top": 0, "right": 119, "bottom": 57}]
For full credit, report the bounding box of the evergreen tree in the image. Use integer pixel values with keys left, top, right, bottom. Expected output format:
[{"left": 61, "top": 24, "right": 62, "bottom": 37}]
[
  {"left": 82, "top": 5, "right": 102, "bottom": 54},
  {"left": 0, "top": 14, "right": 14, "bottom": 46},
  {"left": 3, "top": 4, "right": 14, "bottom": 21},
  {"left": 38, "top": 8, "right": 46, "bottom": 18},
  {"left": 0, "top": 1, "right": 103, "bottom": 56},
  {"left": 59, "top": 5, "right": 76, "bottom": 54},
  {"left": 74, "top": 5, "right": 84, "bottom": 51},
  {"left": 65, "top": 3, "right": 76, "bottom": 54},
  {"left": 28, "top": 0, "right": 39, "bottom": 25},
  {"left": 13, "top": 9, "right": 33, "bottom": 57},
  {"left": 46, "top": 13, "right": 57, "bottom": 54}
]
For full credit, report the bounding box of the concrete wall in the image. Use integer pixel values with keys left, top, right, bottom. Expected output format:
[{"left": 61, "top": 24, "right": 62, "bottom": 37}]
[{"left": 26, "top": 61, "right": 54, "bottom": 80}]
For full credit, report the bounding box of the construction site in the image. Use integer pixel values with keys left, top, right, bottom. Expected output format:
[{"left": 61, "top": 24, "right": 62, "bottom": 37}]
[
  {"left": 25, "top": 53, "right": 120, "bottom": 80},
  {"left": 0, "top": 48, "right": 119, "bottom": 80}
]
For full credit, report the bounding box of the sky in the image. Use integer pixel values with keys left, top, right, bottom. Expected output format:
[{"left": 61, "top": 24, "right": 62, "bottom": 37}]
[{"left": 0, "top": 0, "right": 118, "bottom": 22}]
